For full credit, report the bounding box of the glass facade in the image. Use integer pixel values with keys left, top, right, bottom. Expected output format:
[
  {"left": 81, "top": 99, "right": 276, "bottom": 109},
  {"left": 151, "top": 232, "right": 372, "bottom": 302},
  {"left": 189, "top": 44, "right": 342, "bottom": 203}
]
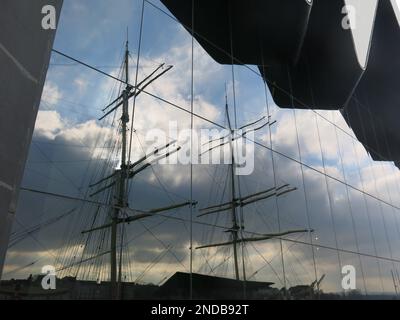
[{"left": 2, "top": 0, "right": 400, "bottom": 300}]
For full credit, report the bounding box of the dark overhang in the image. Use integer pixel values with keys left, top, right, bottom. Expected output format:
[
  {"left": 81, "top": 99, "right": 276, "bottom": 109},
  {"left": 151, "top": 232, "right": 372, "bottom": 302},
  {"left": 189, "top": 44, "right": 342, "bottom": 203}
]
[
  {"left": 342, "top": 0, "right": 400, "bottom": 164},
  {"left": 161, "top": 0, "right": 400, "bottom": 166}
]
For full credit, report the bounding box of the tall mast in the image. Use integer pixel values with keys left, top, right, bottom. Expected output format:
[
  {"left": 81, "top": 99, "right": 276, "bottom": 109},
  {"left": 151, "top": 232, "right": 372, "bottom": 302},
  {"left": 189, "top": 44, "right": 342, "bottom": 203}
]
[
  {"left": 196, "top": 92, "right": 311, "bottom": 289},
  {"left": 111, "top": 41, "right": 131, "bottom": 299},
  {"left": 84, "top": 42, "right": 188, "bottom": 299},
  {"left": 225, "top": 90, "right": 240, "bottom": 281}
]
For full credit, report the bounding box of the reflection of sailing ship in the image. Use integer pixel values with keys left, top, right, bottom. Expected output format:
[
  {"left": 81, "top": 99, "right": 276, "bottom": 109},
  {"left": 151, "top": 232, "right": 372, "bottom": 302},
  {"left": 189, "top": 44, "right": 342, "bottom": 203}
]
[
  {"left": 195, "top": 90, "right": 311, "bottom": 288},
  {"left": 73, "top": 41, "right": 313, "bottom": 299},
  {"left": 79, "top": 42, "right": 195, "bottom": 299},
  {"left": 3, "top": 40, "right": 316, "bottom": 300}
]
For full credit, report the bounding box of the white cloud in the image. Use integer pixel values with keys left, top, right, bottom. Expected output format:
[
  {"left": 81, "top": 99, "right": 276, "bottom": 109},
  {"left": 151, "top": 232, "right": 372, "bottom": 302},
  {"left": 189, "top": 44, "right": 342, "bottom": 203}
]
[
  {"left": 41, "top": 81, "right": 62, "bottom": 109},
  {"left": 73, "top": 77, "right": 89, "bottom": 94},
  {"left": 34, "top": 110, "right": 65, "bottom": 139}
]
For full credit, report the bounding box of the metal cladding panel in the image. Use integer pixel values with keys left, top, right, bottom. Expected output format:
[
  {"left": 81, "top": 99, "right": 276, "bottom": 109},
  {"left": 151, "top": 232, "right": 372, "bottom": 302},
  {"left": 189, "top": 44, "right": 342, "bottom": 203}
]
[
  {"left": 264, "top": 0, "right": 369, "bottom": 109},
  {"left": 160, "top": 0, "right": 312, "bottom": 65},
  {"left": 342, "top": 0, "right": 400, "bottom": 163},
  {"left": 161, "top": 0, "right": 374, "bottom": 110},
  {"left": 0, "top": 0, "right": 63, "bottom": 277}
]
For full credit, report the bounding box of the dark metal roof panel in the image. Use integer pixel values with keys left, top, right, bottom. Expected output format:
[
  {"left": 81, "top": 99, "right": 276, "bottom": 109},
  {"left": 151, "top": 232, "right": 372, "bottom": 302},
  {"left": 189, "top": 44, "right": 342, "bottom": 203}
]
[
  {"left": 160, "top": 0, "right": 312, "bottom": 65},
  {"left": 263, "top": 0, "right": 370, "bottom": 109},
  {"left": 342, "top": 0, "right": 400, "bottom": 163}
]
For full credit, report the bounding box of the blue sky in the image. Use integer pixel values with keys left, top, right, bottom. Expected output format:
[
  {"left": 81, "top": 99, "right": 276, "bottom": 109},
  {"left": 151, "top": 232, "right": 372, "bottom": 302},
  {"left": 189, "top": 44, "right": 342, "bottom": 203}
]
[{"left": 46, "top": 0, "right": 270, "bottom": 127}]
